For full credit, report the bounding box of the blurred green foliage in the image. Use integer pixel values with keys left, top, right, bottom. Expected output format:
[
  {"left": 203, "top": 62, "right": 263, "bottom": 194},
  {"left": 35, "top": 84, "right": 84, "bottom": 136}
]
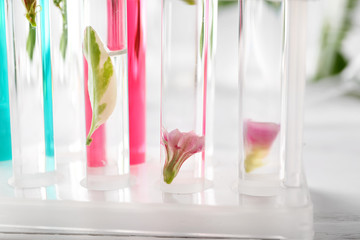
[
  {"left": 216, "top": 0, "right": 359, "bottom": 82},
  {"left": 218, "top": 0, "right": 281, "bottom": 8},
  {"left": 218, "top": 0, "right": 237, "bottom": 8},
  {"left": 313, "top": 0, "right": 359, "bottom": 81},
  {"left": 182, "top": 0, "right": 195, "bottom": 5},
  {"left": 265, "top": 1, "right": 281, "bottom": 9}
]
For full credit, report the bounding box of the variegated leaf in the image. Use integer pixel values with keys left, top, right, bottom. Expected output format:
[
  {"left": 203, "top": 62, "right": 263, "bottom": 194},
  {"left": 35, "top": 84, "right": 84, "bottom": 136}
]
[{"left": 83, "top": 26, "right": 117, "bottom": 146}]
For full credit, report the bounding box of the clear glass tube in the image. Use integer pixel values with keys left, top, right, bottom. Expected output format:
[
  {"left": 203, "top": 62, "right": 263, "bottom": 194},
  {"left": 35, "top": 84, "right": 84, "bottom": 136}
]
[
  {"left": 0, "top": 0, "right": 11, "bottom": 162},
  {"left": 50, "top": 0, "right": 85, "bottom": 160},
  {"left": 82, "top": 0, "right": 130, "bottom": 191},
  {"left": 6, "top": 0, "right": 56, "bottom": 188},
  {"left": 127, "top": 0, "right": 146, "bottom": 165},
  {"left": 238, "top": 0, "right": 308, "bottom": 195},
  {"left": 205, "top": 0, "right": 217, "bottom": 160},
  {"left": 161, "top": 0, "right": 209, "bottom": 194},
  {"left": 282, "top": 0, "right": 307, "bottom": 188}
]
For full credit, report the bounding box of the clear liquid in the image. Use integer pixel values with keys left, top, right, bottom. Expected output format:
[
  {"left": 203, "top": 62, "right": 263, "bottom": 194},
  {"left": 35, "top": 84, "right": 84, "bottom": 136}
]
[
  {"left": 105, "top": 52, "right": 129, "bottom": 175},
  {"left": 161, "top": 0, "right": 207, "bottom": 193},
  {"left": 51, "top": 0, "right": 84, "bottom": 157},
  {"left": 240, "top": 0, "right": 285, "bottom": 178}
]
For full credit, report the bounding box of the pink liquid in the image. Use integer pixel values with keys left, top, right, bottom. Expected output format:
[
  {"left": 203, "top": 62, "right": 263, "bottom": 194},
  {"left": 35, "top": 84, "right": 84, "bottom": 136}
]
[
  {"left": 107, "top": 0, "right": 126, "bottom": 51},
  {"left": 201, "top": 0, "right": 209, "bottom": 165},
  {"left": 85, "top": 0, "right": 127, "bottom": 168},
  {"left": 84, "top": 58, "right": 107, "bottom": 167},
  {"left": 127, "top": 0, "right": 146, "bottom": 165}
]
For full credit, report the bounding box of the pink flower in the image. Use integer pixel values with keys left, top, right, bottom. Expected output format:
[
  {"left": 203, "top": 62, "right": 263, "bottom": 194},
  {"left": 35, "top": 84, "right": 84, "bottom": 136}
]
[
  {"left": 244, "top": 120, "right": 280, "bottom": 173},
  {"left": 162, "top": 128, "right": 205, "bottom": 184}
]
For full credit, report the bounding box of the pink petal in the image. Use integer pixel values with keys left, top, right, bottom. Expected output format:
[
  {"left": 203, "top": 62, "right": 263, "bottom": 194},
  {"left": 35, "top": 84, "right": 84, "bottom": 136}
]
[
  {"left": 187, "top": 135, "right": 205, "bottom": 154},
  {"left": 178, "top": 131, "right": 205, "bottom": 154},
  {"left": 162, "top": 128, "right": 205, "bottom": 184},
  {"left": 162, "top": 128, "right": 169, "bottom": 143},
  {"left": 245, "top": 119, "right": 280, "bottom": 149},
  {"left": 167, "top": 129, "right": 182, "bottom": 150}
]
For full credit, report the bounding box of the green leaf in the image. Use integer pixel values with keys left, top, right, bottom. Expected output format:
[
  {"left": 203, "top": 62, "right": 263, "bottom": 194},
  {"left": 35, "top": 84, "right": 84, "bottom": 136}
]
[{"left": 83, "top": 26, "right": 117, "bottom": 145}]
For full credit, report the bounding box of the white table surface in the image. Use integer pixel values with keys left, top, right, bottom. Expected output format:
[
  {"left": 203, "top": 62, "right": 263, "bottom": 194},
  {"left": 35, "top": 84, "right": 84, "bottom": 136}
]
[{"left": 303, "top": 87, "right": 360, "bottom": 240}]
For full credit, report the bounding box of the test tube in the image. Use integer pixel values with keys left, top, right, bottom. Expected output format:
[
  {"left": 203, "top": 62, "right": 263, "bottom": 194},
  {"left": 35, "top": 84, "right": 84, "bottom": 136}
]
[
  {"left": 161, "top": 0, "right": 210, "bottom": 193},
  {"left": 238, "top": 0, "right": 308, "bottom": 195},
  {"left": 82, "top": 0, "right": 130, "bottom": 190},
  {"left": 6, "top": 0, "right": 56, "bottom": 188}
]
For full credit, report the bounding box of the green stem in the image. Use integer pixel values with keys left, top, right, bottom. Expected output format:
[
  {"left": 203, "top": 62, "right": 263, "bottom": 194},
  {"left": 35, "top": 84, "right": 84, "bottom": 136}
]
[
  {"left": 86, "top": 94, "right": 97, "bottom": 146},
  {"left": 86, "top": 125, "right": 95, "bottom": 146},
  {"left": 26, "top": 24, "right": 36, "bottom": 60},
  {"left": 163, "top": 151, "right": 194, "bottom": 184},
  {"left": 163, "top": 151, "right": 180, "bottom": 184}
]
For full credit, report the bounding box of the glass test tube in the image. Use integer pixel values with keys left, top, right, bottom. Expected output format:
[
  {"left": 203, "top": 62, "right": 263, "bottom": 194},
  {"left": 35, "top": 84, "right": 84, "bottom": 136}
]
[
  {"left": 82, "top": 0, "right": 130, "bottom": 190},
  {"left": 238, "top": 0, "right": 308, "bottom": 195},
  {"left": 6, "top": 0, "right": 56, "bottom": 188},
  {"left": 282, "top": 0, "right": 308, "bottom": 188},
  {"left": 50, "top": 0, "right": 85, "bottom": 160},
  {"left": 205, "top": 0, "right": 218, "bottom": 160},
  {"left": 161, "top": 0, "right": 210, "bottom": 193}
]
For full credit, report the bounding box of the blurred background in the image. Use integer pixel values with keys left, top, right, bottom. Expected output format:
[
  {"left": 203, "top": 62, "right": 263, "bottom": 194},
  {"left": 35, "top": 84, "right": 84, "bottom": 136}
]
[
  {"left": 146, "top": 0, "right": 360, "bottom": 153},
  {"left": 146, "top": 0, "right": 360, "bottom": 238}
]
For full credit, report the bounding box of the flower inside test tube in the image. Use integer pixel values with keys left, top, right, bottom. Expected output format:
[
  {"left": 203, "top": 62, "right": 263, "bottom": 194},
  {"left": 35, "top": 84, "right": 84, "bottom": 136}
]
[
  {"left": 244, "top": 119, "right": 280, "bottom": 173},
  {"left": 162, "top": 128, "right": 205, "bottom": 184}
]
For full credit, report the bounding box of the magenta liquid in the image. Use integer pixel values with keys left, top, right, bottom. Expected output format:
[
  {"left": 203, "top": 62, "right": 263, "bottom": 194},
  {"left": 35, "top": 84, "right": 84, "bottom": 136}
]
[
  {"left": 84, "top": 58, "right": 107, "bottom": 167},
  {"left": 84, "top": 0, "right": 127, "bottom": 168},
  {"left": 127, "top": 0, "right": 146, "bottom": 165}
]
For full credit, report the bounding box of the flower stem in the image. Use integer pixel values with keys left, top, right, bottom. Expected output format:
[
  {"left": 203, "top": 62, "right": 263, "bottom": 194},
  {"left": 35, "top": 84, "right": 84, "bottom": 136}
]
[
  {"left": 54, "top": 0, "right": 68, "bottom": 59},
  {"left": 26, "top": 24, "right": 36, "bottom": 60}
]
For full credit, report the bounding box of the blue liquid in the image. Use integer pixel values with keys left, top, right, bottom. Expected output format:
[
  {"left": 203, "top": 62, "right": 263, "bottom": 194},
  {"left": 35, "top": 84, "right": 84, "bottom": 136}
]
[
  {"left": 0, "top": 1, "right": 12, "bottom": 161},
  {"left": 40, "top": 0, "right": 55, "bottom": 170},
  {"left": 46, "top": 185, "right": 57, "bottom": 200}
]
